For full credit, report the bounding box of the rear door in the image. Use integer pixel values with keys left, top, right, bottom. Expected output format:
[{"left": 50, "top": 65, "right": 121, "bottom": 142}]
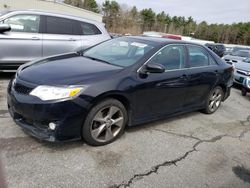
[
  {"left": 0, "top": 14, "right": 42, "bottom": 66},
  {"left": 41, "top": 16, "right": 82, "bottom": 57},
  {"left": 183, "top": 45, "right": 220, "bottom": 108}
]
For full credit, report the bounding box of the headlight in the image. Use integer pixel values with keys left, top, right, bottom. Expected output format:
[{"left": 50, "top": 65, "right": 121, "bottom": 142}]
[{"left": 30, "top": 85, "right": 84, "bottom": 101}]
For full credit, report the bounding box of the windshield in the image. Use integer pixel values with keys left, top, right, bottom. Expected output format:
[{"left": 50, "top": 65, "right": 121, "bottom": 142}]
[
  {"left": 243, "top": 58, "right": 250, "bottom": 63},
  {"left": 83, "top": 38, "right": 155, "bottom": 67},
  {"left": 232, "top": 50, "right": 250, "bottom": 57}
]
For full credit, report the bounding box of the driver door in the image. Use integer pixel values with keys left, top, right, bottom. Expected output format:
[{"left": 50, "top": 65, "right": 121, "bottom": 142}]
[
  {"left": 0, "top": 14, "right": 42, "bottom": 67},
  {"left": 132, "top": 44, "right": 189, "bottom": 122}
]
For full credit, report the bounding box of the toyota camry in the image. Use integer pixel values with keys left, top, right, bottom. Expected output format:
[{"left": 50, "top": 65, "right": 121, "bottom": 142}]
[{"left": 7, "top": 36, "right": 233, "bottom": 146}]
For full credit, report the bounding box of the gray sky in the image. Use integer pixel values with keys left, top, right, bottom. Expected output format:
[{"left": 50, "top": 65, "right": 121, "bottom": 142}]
[{"left": 96, "top": 0, "right": 250, "bottom": 24}]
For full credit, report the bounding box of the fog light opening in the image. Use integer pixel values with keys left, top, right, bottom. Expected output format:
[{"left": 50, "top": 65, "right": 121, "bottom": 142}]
[{"left": 49, "top": 122, "right": 57, "bottom": 130}]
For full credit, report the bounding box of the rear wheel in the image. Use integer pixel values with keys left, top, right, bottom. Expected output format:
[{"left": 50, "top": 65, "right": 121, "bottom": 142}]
[
  {"left": 202, "top": 86, "right": 224, "bottom": 114},
  {"left": 82, "top": 99, "right": 127, "bottom": 146}
]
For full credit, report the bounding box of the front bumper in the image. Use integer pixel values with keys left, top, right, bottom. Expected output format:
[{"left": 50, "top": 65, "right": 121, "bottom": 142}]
[
  {"left": 7, "top": 79, "right": 91, "bottom": 142},
  {"left": 234, "top": 71, "right": 249, "bottom": 85}
]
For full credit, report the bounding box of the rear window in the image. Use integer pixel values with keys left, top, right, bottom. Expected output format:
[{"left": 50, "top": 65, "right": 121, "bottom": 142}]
[
  {"left": 233, "top": 51, "right": 250, "bottom": 58},
  {"left": 45, "top": 16, "right": 73, "bottom": 35},
  {"left": 188, "top": 46, "right": 209, "bottom": 67},
  {"left": 75, "top": 21, "right": 102, "bottom": 35}
]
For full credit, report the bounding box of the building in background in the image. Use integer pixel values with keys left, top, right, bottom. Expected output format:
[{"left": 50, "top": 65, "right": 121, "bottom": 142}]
[{"left": 0, "top": 0, "right": 102, "bottom": 22}]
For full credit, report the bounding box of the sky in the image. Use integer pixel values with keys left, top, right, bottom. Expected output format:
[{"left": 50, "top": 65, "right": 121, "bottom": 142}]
[{"left": 95, "top": 0, "right": 250, "bottom": 24}]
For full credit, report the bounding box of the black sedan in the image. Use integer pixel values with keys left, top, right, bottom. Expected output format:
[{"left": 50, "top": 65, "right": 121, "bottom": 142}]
[{"left": 7, "top": 36, "right": 233, "bottom": 146}]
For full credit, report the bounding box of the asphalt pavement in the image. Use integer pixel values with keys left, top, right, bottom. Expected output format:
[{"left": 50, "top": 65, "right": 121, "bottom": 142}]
[{"left": 0, "top": 73, "right": 250, "bottom": 188}]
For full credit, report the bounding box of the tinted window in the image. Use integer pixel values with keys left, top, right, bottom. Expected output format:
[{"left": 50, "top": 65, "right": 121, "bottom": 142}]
[
  {"left": 79, "top": 22, "right": 101, "bottom": 35},
  {"left": 188, "top": 46, "right": 209, "bottom": 67},
  {"left": 45, "top": 16, "right": 73, "bottom": 35},
  {"left": 4, "top": 14, "right": 40, "bottom": 33},
  {"left": 148, "top": 45, "right": 185, "bottom": 71},
  {"left": 233, "top": 50, "right": 250, "bottom": 58}
]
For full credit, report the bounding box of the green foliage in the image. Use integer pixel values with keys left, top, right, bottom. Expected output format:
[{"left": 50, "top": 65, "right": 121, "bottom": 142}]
[
  {"left": 140, "top": 8, "right": 155, "bottom": 30},
  {"left": 64, "top": 0, "right": 250, "bottom": 45},
  {"left": 102, "top": 0, "right": 120, "bottom": 32},
  {"left": 64, "top": 0, "right": 100, "bottom": 13},
  {"left": 82, "top": 0, "right": 100, "bottom": 13}
]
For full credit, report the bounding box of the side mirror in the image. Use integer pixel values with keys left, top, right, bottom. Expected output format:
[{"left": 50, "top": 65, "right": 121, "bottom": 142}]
[
  {"left": 145, "top": 63, "right": 165, "bottom": 73},
  {"left": 0, "top": 24, "right": 11, "bottom": 33}
]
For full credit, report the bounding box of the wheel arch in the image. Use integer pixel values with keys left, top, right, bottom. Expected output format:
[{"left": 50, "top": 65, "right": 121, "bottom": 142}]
[
  {"left": 88, "top": 91, "right": 133, "bottom": 126},
  {"left": 217, "top": 83, "right": 227, "bottom": 101}
]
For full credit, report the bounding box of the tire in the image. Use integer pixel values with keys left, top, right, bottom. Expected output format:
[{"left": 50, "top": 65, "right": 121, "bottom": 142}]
[
  {"left": 82, "top": 99, "right": 128, "bottom": 146},
  {"left": 202, "top": 86, "right": 224, "bottom": 114},
  {"left": 242, "top": 88, "right": 247, "bottom": 96}
]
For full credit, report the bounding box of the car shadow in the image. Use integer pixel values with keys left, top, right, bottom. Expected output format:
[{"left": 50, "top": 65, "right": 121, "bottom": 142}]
[
  {"left": 125, "top": 111, "right": 199, "bottom": 133},
  {"left": 36, "top": 111, "right": 199, "bottom": 151},
  {"left": 0, "top": 73, "right": 15, "bottom": 79}
]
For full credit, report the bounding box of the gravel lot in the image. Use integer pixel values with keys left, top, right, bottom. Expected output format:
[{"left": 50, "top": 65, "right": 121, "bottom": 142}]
[{"left": 1, "top": 73, "right": 250, "bottom": 188}]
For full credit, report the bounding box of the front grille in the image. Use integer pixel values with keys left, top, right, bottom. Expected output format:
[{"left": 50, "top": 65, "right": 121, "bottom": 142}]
[
  {"left": 14, "top": 83, "right": 33, "bottom": 95},
  {"left": 23, "top": 117, "right": 49, "bottom": 130},
  {"left": 237, "top": 70, "right": 250, "bottom": 76}
]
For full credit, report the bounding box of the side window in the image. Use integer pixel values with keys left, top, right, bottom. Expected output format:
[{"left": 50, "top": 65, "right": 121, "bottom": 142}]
[
  {"left": 45, "top": 16, "right": 73, "bottom": 35},
  {"left": 188, "top": 46, "right": 209, "bottom": 67},
  {"left": 4, "top": 14, "right": 40, "bottom": 33},
  {"left": 79, "top": 21, "right": 102, "bottom": 35},
  {"left": 148, "top": 45, "right": 186, "bottom": 71},
  {"left": 209, "top": 56, "right": 218, "bottom": 65}
]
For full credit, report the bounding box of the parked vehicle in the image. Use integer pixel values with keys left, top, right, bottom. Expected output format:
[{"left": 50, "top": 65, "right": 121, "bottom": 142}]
[
  {"left": 233, "top": 58, "right": 250, "bottom": 85},
  {"left": 205, "top": 43, "right": 226, "bottom": 57},
  {"left": 8, "top": 36, "right": 233, "bottom": 146},
  {"left": 222, "top": 50, "right": 250, "bottom": 64},
  {"left": 242, "top": 77, "right": 250, "bottom": 96},
  {"left": 142, "top": 31, "right": 182, "bottom": 40},
  {"left": 0, "top": 10, "right": 111, "bottom": 71},
  {"left": 231, "top": 46, "right": 250, "bottom": 54},
  {"left": 161, "top": 34, "right": 182, "bottom": 40}
]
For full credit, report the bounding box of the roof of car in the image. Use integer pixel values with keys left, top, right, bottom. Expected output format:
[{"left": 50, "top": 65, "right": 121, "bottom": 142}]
[
  {"left": 238, "top": 50, "right": 250, "bottom": 53},
  {"left": 126, "top": 36, "right": 200, "bottom": 46},
  {"left": 0, "top": 10, "right": 103, "bottom": 25}
]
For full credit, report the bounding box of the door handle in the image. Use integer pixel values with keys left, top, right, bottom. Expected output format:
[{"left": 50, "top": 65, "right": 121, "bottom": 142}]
[
  {"left": 180, "top": 74, "right": 189, "bottom": 80},
  {"left": 68, "top": 38, "right": 77, "bottom": 41},
  {"left": 31, "top": 37, "right": 40, "bottom": 40}
]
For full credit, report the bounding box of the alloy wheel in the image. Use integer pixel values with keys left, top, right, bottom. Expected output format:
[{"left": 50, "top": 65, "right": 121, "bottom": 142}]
[
  {"left": 90, "top": 106, "right": 124, "bottom": 142},
  {"left": 208, "top": 88, "right": 222, "bottom": 112}
]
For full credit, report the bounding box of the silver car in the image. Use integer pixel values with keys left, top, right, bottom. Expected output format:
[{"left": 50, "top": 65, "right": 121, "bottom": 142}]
[
  {"left": 0, "top": 10, "right": 111, "bottom": 71},
  {"left": 222, "top": 50, "right": 250, "bottom": 64},
  {"left": 233, "top": 58, "right": 250, "bottom": 85}
]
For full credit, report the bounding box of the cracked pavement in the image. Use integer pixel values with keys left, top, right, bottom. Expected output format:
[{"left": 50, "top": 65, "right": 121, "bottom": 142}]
[{"left": 1, "top": 74, "right": 250, "bottom": 188}]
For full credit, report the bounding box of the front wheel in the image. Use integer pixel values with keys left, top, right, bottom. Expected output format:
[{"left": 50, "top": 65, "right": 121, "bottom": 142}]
[
  {"left": 202, "top": 86, "right": 224, "bottom": 114},
  {"left": 82, "top": 99, "right": 127, "bottom": 146},
  {"left": 242, "top": 88, "right": 247, "bottom": 96}
]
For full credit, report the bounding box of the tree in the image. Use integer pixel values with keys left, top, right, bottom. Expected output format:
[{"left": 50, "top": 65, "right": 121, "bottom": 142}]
[
  {"left": 156, "top": 11, "right": 166, "bottom": 32},
  {"left": 140, "top": 8, "right": 155, "bottom": 31},
  {"left": 64, "top": 0, "right": 82, "bottom": 8},
  {"left": 82, "top": 0, "right": 100, "bottom": 13},
  {"left": 102, "top": 0, "right": 120, "bottom": 32}
]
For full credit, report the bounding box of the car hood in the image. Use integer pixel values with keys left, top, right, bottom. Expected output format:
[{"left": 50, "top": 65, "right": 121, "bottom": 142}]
[
  {"left": 223, "top": 55, "right": 246, "bottom": 62},
  {"left": 235, "top": 61, "right": 250, "bottom": 71},
  {"left": 18, "top": 53, "right": 123, "bottom": 85}
]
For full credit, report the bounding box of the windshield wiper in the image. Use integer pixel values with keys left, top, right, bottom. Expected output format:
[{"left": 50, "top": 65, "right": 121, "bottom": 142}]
[{"left": 83, "top": 55, "right": 112, "bottom": 65}]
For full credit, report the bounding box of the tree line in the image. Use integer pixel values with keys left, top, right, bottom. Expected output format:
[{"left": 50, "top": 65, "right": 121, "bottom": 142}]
[{"left": 64, "top": 0, "right": 250, "bottom": 45}]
